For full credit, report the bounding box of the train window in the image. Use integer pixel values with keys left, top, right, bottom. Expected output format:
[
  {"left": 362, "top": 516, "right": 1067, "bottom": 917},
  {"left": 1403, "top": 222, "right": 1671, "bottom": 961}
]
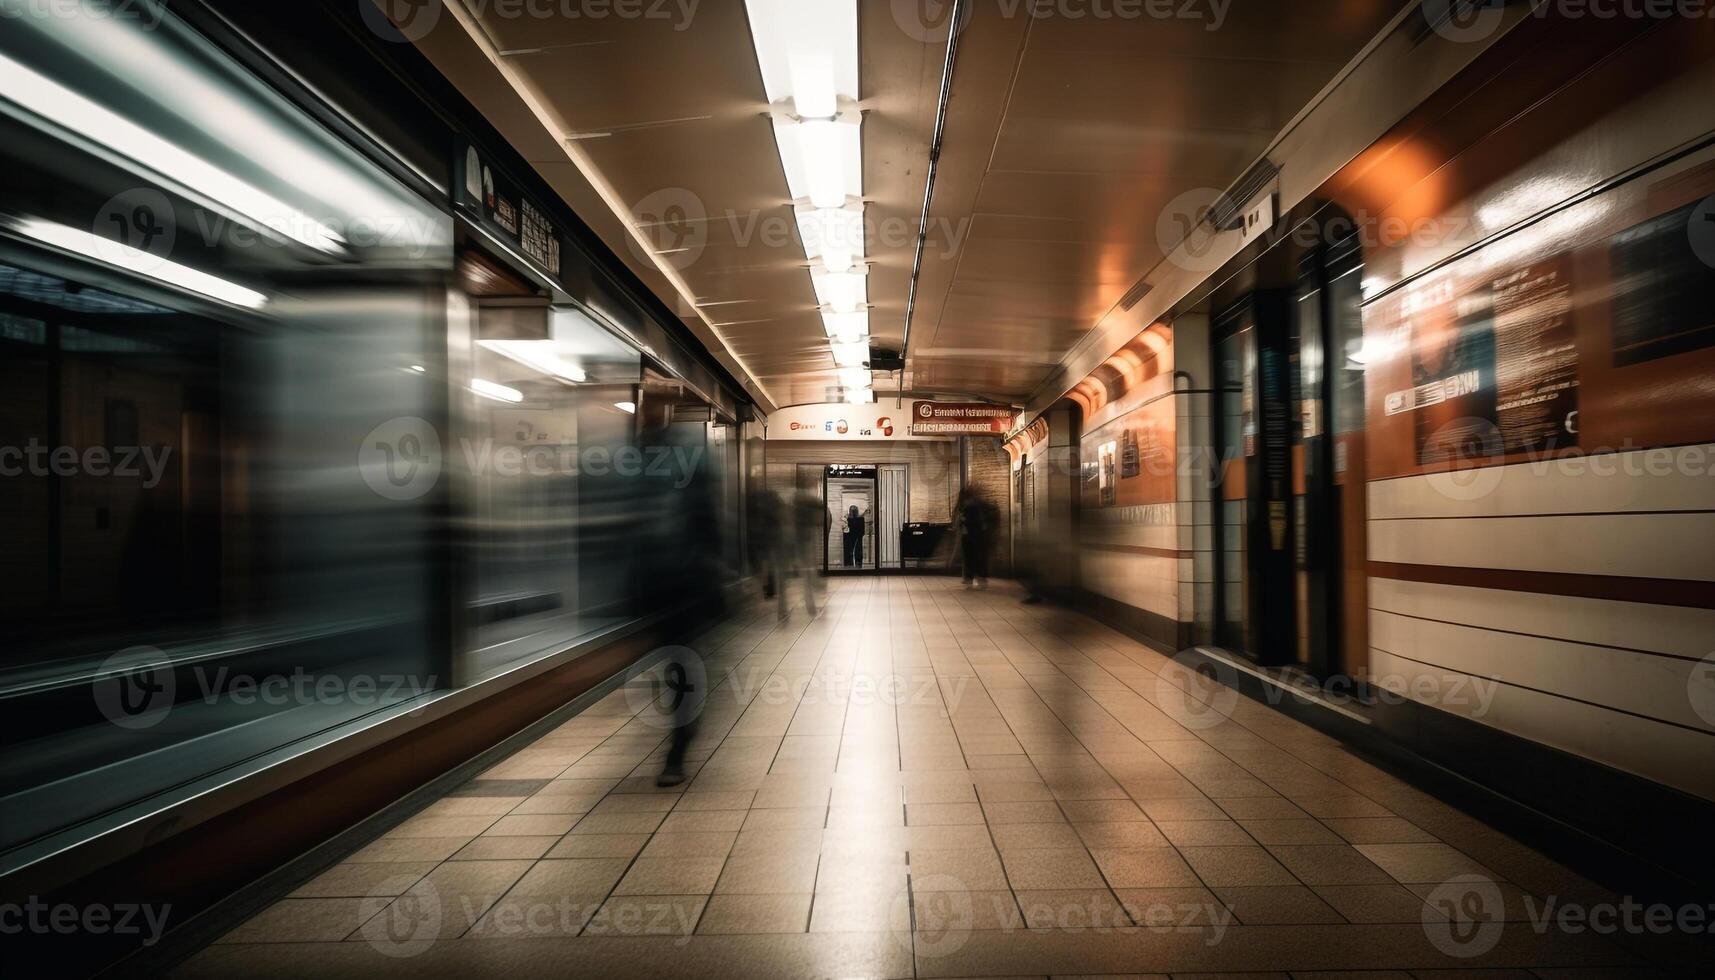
[{"left": 1608, "top": 202, "right": 1715, "bottom": 367}]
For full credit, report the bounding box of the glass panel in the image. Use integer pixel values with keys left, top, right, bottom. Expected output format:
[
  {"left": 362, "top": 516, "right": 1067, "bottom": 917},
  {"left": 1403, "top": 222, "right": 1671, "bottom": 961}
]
[
  {"left": 464, "top": 304, "right": 641, "bottom": 681},
  {"left": 1214, "top": 324, "right": 1253, "bottom": 653}
]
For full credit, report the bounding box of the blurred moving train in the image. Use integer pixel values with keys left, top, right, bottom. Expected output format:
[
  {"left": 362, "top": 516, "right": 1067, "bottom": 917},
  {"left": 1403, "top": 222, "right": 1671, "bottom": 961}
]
[{"left": 0, "top": 0, "right": 755, "bottom": 935}]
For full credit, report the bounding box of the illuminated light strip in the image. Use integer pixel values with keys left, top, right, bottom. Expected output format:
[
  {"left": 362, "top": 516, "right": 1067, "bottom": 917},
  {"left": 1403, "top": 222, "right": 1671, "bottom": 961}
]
[
  {"left": 0, "top": 53, "right": 344, "bottom": 255},
  {"left": 12, "top": 217, "right": 267, "bottom": 309},
  {"left": 471, "top": 378, "right": 524, "bottom": 403},
  {"left": 744, "top": 0, "right": 869, "bottom": 391}
]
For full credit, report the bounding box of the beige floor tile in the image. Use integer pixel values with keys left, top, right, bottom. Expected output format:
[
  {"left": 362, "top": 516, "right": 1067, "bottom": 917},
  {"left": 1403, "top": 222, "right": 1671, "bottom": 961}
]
[
  {"left": 1236, "top": 818, "right": 1344, "bottom": 846},
  {"left": 1312, "top": 883, "right": 1436, "bottom": 923},
  {"left": 908, "top": 849, "right": 1010, "bottom": 891},
  {"left": 483, "top": 813, "right": 579, "bottom": 837},
  {"left": 1002, "top": 848, "right": 1107, "bottom": 890},
  {"left": 589, "top": 793, "right": 679, "bottom": 814},
  {"left": 696, "top": 893, "right": 814, "bottom": 934},
  {"left": 907, "top": 802, "right": 987, "bottom": 826},
  {"left": 502, "top": 858, "right": 631, "bottom": 902},
  {"left": 640, "top": 831, "right": 738, "bottom": 859},
  {"left": 288, "top": 862, "right": 438, "bottom": 899},
  {"left": 450, "top": 836, "right": 559, "bottom": 861},
  {"left": 570, "top": 811, "right": 667, "bottom": 835},
  {"left": 343, "top": 836, "right": 472, "bottom": 863},
  {"left": 387, "top": 860, "right": 535, "bottom": 939},
  {"left": 906, "top": 825, "right": 996, "bottom": 851},
  {"left": 218, "top": 898, "right": 372, "bottom": 943},
  {"left": 1354, "top": 843, "right": 1499, "bottom": 884},
  {"left": 976, "top": 782, "right": 1057, "bottom": 803},
  {"left": 992, "top": 822, "right": 1083, "bottom": 851},
  {"left": 983, "top": 801, "right": 1068, "bottom": 824},
  {"left": 1089, "top": 847, "right": 1203, "bottom": 889},
  {"left": 1138, "top": 798, "right": 1228, "bottom": 822},
  {"left": 912, "top": 889, "right": 1025, "bottom": 932},
  {"left": 715, "top": 851, "right": 822, "bottom": 894},
  {"left": 1113, "top": 886, "right": 1227, "bottom": 928},
  {"left": 583, "top": 895, "right": 707, "bottom": 936},
  {"left": 1266, "top": 844, "right": 1396, "bottom": 885},
  {"left": 905, "top": 782, "right": 979, "bottom": 804},
  {"left": 383, "top": 814, "right": 500, "bottom": 839},
  {"left": 1215, "top": 796, "right": 1310, "bottom": 820},
  {"left": 673, "top": 790, "right": 757, "bottom": 811},
  {"left": 1014, "top": 889, "right": 1130, "bottom": 930},
  {"left": 742, "top": 806, "right": 828, "bottom": 830},
  {"left": 1214, "top": 885, "right": 1346, "bottom": 924},
  {"left": 543, "top": 833, "right": 649, "bottom": 860},
  {"left": 508, "top": 794, "right": 599, "bottom": 815},
  {"left": 1177, "top": 846, "right": 1297, "bottom": 887},
  {"left": 1322, "top": 817, "right": 1438, "bottom": 844},
  {"left": 1058, "top": 799, "right": 1147, "bottom": 823},
  {"left": 1073, "top": 821, "right": 1170, "bottom": 849},
  {"left": 658, "top": 809, "right": 748, "bottom": 833},
  {"left": 614, "top": 856, "right": 727, "bottom": 895},
  {"left": 807, "top": 887, "right": 911, "bottom": 933},
  {"left": 1154, "top": 820, "right": 1255, "bottom": 847}
]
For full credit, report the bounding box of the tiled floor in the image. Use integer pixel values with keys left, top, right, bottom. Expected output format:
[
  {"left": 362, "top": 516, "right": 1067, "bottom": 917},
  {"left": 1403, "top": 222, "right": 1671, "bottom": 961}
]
[{"left": 175, "top": 578, "right": 1685, "bottom": 978}]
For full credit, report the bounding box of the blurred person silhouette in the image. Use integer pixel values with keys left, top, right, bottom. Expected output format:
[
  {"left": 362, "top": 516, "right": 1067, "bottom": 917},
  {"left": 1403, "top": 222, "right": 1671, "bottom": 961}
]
[
  {"left": 842, "top": 503, "right": 866, "bottom": 567},
  {"left": 748, "top": 483, "right": 783, "bottom": 599},
  {"left": 780, "top": 488, "right": 824, "bottom": 622},
  {"left": 957, "top": 488, "right": 999, "bottom": 590},
  {"left": 636, "top": 419, "right": 723, "bottom": 787}
]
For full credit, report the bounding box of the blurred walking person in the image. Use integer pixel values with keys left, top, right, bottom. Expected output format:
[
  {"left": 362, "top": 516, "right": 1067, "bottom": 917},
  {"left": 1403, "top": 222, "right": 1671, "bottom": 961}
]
[
  {"left": 780, "top": 489, "right": 824, "bottom": 621},
  {"left": 957, "top": 488, "right": 998, "bottom": 590}
]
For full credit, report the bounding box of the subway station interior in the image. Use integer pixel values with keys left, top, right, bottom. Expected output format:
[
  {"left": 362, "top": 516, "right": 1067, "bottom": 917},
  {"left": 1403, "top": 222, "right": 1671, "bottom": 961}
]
[{"left": 0, "top": 1, "right": 1713, "bottom": 977}]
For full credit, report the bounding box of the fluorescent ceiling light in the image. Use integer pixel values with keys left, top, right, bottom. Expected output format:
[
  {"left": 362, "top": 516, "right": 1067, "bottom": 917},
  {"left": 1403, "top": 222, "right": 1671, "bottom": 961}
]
[
  {"left": 836, "top": 367, "right": 871, "bottom": 389},
  {"left": 813, "top": 270, "right": 866, "bottom": 314},
  {"left": 471, "top": 378, "right": 524, "bottom": 404},
  {"left": 479, "top": 339, "right": 589, "bottom": 384},
  {"left": 0, "top": 53, "right": 344, "bottom": 254},
  {"left": 613, "top": 400, "right": 637, "bottom": 414},
  {"left": 798, "top": 206, "right": 864, "bottom": 273},
  {"left": 746, "top": 0, "right": 866, "bottom": 389},
  {"left": 823, "top": 310, "right": 869, "bottom": 345},
  {"left": 11, "top": 217, "right": 267, "bottom": 309},
  {"left": 830, "top": 341, "right": 869, "bottom": 367},
  {"left": 842, "top": 386, "right": 875, "bottom": 405}
]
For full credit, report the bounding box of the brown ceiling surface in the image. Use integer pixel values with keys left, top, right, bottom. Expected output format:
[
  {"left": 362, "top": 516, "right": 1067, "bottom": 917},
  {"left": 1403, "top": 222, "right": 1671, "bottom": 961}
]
[
  {"left": 910, "top": 0, "right": 1413, "bottom": 401},
  {"left": 427, "top": 0, "right": 1409, "bottom": 408}
]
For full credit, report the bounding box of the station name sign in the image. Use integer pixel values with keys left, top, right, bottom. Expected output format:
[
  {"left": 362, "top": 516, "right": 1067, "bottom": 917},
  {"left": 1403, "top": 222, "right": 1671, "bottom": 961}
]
[{"left": 910, "top": 402, "right": 1015, "bottom": 436}]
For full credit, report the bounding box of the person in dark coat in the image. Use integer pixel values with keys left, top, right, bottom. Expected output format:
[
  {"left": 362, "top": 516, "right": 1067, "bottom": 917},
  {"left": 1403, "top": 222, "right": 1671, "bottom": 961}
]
[
  {"left": 957, "top": 489, "right": 997, "bottom": 589},
  {"left": 843, "top": 504, "right": 866, "bottom": 566}
]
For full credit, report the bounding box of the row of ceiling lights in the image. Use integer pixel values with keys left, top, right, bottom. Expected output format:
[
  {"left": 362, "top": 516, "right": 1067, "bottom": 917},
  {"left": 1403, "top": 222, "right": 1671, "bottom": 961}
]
[{"left": 744, "top": 0, "right": 874, "bottom": 405}]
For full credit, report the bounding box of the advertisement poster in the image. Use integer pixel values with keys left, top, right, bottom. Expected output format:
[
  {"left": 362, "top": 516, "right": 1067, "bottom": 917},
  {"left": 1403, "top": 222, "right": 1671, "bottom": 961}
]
[
  {"left": 1381, "top": 255, "right": 1576, "bottom": 464},
  {"left": 1078, "top": 400, "right": 1175, "bottom": 509},
  {"left": 910, "top": 402, "right": 1014, "bottom": 435}
]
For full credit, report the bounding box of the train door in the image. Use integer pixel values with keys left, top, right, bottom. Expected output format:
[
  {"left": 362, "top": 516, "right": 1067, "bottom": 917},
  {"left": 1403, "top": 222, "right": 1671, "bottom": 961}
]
[{"left": 1213, "top": 293, "right": 1296, "bottom": 666}]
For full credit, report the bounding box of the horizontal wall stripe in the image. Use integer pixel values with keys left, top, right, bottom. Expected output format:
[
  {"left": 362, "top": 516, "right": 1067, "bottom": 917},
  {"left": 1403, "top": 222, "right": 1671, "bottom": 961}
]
[
  {"left": 1081, "top": 543, "right": 1190, "bottom": 560},
  {"left": 1369, "top": 649, "right": 1715, "bottom": 803},
  {"left": 1371, "top": 611, "right": 1712, "bottom": 732},
  {"left": 1368, "top": 561, "right": 1715, "bottom": 609},
  {"left": 1368, "top": 443, "right": 1715, "bottom": 521},
  {"left": 1368, "top": 513, "right": 1715, "bottom": 581},
  {"left": 1370, "top": 578, "right": 1715, "bottom": 659}
]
